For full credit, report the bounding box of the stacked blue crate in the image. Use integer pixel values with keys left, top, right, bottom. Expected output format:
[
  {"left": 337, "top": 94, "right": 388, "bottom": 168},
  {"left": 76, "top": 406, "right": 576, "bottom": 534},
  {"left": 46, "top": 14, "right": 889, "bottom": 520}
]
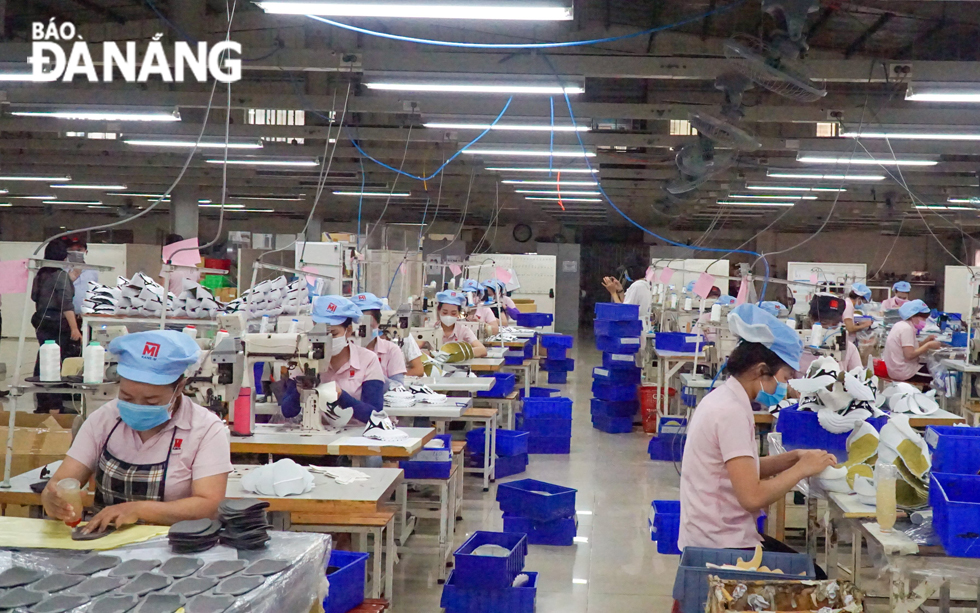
[
  {"left": 592, "top": 303, "right": 642, "bottom": 434},
  {"left": 467, "top": 429, "right": 529, "bottom": 478},
  {"left": 497, "top": 479, "right": 577, "bottom": 547},
  {"left": 539, "top": 333, "right": 574, "bottom": 384},
  {"left": 520, "top": 396, "right": 572, "bottom": 454},
  {"left": 442, "top": 532, "right": 536, "bottom": 613}
]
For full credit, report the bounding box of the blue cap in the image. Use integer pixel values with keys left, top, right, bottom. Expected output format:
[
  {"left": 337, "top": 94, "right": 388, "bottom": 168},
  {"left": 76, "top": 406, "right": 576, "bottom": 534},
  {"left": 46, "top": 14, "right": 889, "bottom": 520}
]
[
  {"left": 109, "top": 330, "right": 201, "bottom": 385},
  {"left": 685, "top": 280, "right": 696, "bottom": 293},
  {"left": 312, "top": 295, "right": 362, "bottom": 325},
  {"left": 460, "top": 279, "right": 482, "bottom": 294},
  {"left": 760, "top": 301, "right": 787, "bottom": 317},
  {"left": 727, "top": 303, "right": 803, "bottom": 371},
  {"left": 436, "top": 290, "right": 465, "bottom": 307},
  {"left": 850, "top": 283, "right": 872, "bottom": 300},
  {"left": 899, "top": 299, "right": 930, "bottom": 321},
  {"left": 893, "top": 281, "right": 911, "bottom": 293},
  {"left": 482, "top": 279, "right": 504, "bottom": 293},
  {"left": 350, "top": 292, "right": 385, "bottom": 311},
  {"left": 716, "top": 295, "right": 735, "bottom": 306}
]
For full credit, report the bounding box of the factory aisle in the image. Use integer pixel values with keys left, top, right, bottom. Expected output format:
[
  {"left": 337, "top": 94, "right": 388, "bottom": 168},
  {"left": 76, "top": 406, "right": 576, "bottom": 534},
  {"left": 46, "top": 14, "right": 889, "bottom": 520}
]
[{"left": 394, "top": 334, "right": 682, "bottom": 612}]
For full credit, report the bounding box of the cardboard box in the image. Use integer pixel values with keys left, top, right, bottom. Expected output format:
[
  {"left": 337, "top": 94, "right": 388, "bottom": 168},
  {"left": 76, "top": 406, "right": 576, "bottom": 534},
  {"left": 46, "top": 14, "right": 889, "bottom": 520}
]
[
  {"left": 215, "top": 288, "right": 239, "bottom": 303},
  {"left": 0, "top": 411, "right": 74, "bottom": 480}
]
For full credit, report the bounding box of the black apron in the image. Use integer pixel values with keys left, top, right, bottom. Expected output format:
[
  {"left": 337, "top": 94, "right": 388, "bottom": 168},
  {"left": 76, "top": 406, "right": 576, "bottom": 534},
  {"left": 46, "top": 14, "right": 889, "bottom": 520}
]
[{"left": 94, "top": 419, "right": 177, "bottom": 510}]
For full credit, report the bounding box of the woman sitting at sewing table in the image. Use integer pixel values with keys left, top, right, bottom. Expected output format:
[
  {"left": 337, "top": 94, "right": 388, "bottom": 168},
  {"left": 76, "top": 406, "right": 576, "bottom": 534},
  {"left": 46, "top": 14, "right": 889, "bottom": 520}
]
[
  {"left": 41, "top": 331, "right": 232, "bottom": 533},
  {"left": 435, "top": 290, "right": 488, "bottom": 358},
  {"left": 461, "top": 279, "right": 500, "bottom": 337}
]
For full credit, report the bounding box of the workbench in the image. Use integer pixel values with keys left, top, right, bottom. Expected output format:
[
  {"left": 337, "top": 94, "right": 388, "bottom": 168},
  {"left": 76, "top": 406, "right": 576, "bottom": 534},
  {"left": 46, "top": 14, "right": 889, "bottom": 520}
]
[{"left": 229, "top": 424, "right": 435, "bottom": 460}]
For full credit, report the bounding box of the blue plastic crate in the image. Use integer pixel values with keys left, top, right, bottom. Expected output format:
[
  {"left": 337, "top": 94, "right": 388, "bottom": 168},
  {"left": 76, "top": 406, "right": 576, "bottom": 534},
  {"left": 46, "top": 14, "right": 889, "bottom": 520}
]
[
  {"left": 592, "top": 414, "right": 633, "bottom": 434},
  {"left": 594, "top": 319, "right": 643, "bottom": 337},
  {"left": 523, "top": 397, "right": 572, "bottom": 419},
  {"left": 527, "top": 435, "right": 571, "bottom": 454},
  {"left": 541, "top": 358, "right": 575, "bottom": 372},
  {"left": 926, "top": 426, "right": 980, "bottom": 475},
  {"left": 476, "top": 372, "right": 517, "bottom": 398},
  {"left": 520, "top": 387, "right": 560, "bottom": 399},
  {"left": 594, "top": 302, "right": 639, "bottom": 321},
  {"left": 467, "top": 428, "right": 529, "bottom": 458},
  {"left": 776, "top": 405, "right": 887, "bottom": 458},
  {"left": 518, "top": 415, "right": 572, "bottom": 437},
  {"left": 323, "top": 550, "right": 369, "bottom": 613},
  {"left": 544, "top": 347, "right": 568, "bottom": 360},
  {"left": 502, "top": 514, "right": 577, "bottom": 546},
  {"left": 649, "top": 500, "right": 682, "bottom": 555},
  {"left": 592, "top": 366, "right": 641, "bottom": 385},
  {"left": 601, "top": 352, "right": 639, "bottom": 370},
  {"left": 931, "top": 472, "right": 980, "bottom": 557},
  {"left": 595, "top": 335, "right": 642, "bottom": 354},
  {"left": 592, "top": 381, "right": 638, "bottom": 402},
  {"left": 673, "top": 547, "right": 816, "bottom": 613},
  {"left": 504, "top": 356, "right": 525, "bottom": 366},
  {"left": 952, "top": 331, "right": 970, "bottom": 347},
  {"left": 495, "top": 453, "right": 529, "bottom": 479},
  {"left": 497, "top": 479, "right": 577, "bottom": 522},
  {"left": 453, "top": 531, "right": 528, "bottom": 590},
  {"left": 654, "top": 332, "right": 708, "bottom": 353},
  {"left": 440, "top": 570, "right": 537, "bottom": 613},
  {"left": 547, "top": 372, "right": 567, "bottom": 384},
  {"left": 590, "top": 398, "right": 639, "bottom": 418},
  {"left": 539, "top": 334, "right": 573, "bottom": 349},
  {"left": 399, "top": 459, "right": 452, "bottom": 479},
  {"left": 514, "top": 312, "right": 553, "bottom": 328},
  {"left": 523, "top": 342, "right": 535, "bottom": 358},
  {"left": 648, "top": 434, "right": 685, "bottom": 461}
]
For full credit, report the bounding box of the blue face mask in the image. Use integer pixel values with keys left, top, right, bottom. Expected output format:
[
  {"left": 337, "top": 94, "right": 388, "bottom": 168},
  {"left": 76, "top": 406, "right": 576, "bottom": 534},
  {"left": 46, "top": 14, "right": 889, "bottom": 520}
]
[
  {"left": 371, "top": 328, "right": 382, "bottom": 339},
  {"left": 117, "top": 397, "right": 174, "bottom": 431},
  {"left": 755, "top": 381, "right": 787, "bottom": 407}
]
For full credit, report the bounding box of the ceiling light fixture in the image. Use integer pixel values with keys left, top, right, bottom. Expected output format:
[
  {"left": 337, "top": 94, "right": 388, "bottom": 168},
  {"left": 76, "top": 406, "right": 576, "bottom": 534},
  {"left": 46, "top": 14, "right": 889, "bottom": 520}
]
[
  {"left": 425, "top": 121, "right": 589, "bottom": 132},
  {"left": 365, "top": 80, "right": 584, "bottom": 95},
  {"left": 242, "top": 208, "right": 277, "bottom": 213},
  {"left": 502, "top": 180, "right": 597, "bottom": 186},
  {"left": 917, "top": 204, "right": 975, "bottom": 211},
  {"left": 10, "top": 107, "right": 180, "bottom": 122},
  {"left": 199, "top": 203, "right": 246, "bottom": 209},
  {"left": 7, "top": 195, "right": 57, "bottom": 200},
  {"left": 728, "top": 194, "right": 815, "bottom": 200},
  {"left": 50, "top": 183, "right": 128, "bottom": 190},
  {"left": 716, "top": 200, "right": 796, "bottom": 207},
  {"left": 0, "top": 174, "right": 71, "bottom": 182},
  {"left": 124, "top": 137, "right": 263, "bottom": 149},
  {"left": 43, "top": 200, "right": 103, "bottom": 205},
  {"left": 746, "top": 185, "right": 847, "bottom": 192},
  {"left": 333, "top": 191, "right": 412, "bottom": 197},
  {"left": 256, "top": 0, "right": 573, "bottom": 19},
  {"left": 0, "top": 62, "right": 34, "bottom": 82},
  {"left": 905, "top": 82, "right": 980, "bottom": 103},
  {"left": 464, "top": 147, "right": 595, "bottom": 158},
  {"left": 525, "top": 196, "right": 603, "bottom": 202},
  {"left": 107, "top": 192, "right": 170, "bottom": 198},
  {"left": 0, "top": 204, "right": 12, "bottom": 207},
  {"left": 766, "top": 171, "right": 884, "bottom": 181},
  {"left": 487, "top": 166, "right": 597, "bottom": 173},
  {"left": 947, "top": 197, "right": 980, "bottom": 204},
  {"left": 229, "top": 194, "right": 307, "bottom": 201},
  {"left": 841, "top": 129, "right": 980, "bottom": 141},
  {"left": 796, "top": 153, "right": 938, "bottom": 166},
  {"left": 206, "top": 158, "right": 319, "bottom": 166},
  {"left": 515, "top": 190, "right": 601, "bottom": 196}
]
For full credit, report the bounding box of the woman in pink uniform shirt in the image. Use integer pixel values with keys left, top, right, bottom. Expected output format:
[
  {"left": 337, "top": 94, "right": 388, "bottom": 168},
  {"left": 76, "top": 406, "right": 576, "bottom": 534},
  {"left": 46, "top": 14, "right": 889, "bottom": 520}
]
[
  {"left": 351, "top": 292, "right": 424, "bottom": 384},
  {"left": 881, "top": 281, "right": 911, "bottom": 311},
  {"left": 882, "top": 299, "right": 942, "bottom": 384},
  {"left": 435, "top": 290, "right": 488, "bottom": 357},
  {"left": 460, "top": 279, "right": 500, "bottom": 336},
  {"left": 41, "top": 330, "right": 232, "bottom": 533},
  {"left": 678, "top": 304, "right": 834, "bottom": 581}
]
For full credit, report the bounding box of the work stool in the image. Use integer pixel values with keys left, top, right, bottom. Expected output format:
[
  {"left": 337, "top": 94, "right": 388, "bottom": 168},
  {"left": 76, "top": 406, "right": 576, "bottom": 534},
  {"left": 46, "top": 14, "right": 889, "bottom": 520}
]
[
  {"left": 458, "top": 407, "right": 498, "bottom": 491},
  {"left": 473, "top": 390, "right": 521, "bottom": 430},
  {"left": 395, "top": 465, "right": 458, "bottom": 583},
  {"left": 450, "top": 441, "right": 466, "bottom": 521},
  {"left": 288, "top": 510, "right": 396, "bottom": 602}
]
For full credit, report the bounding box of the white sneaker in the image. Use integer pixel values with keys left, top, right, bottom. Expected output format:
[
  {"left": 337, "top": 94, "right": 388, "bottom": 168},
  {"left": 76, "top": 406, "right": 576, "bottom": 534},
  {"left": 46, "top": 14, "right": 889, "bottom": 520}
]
[
  {"left": 384, "top": 386, "right": 417, "bottom": 408},
  {"left": 363, "top": 410, "right": 409, "bottom": 441},
  {"left": 409, "top": 385, "right": 447, "bottom": 404}
]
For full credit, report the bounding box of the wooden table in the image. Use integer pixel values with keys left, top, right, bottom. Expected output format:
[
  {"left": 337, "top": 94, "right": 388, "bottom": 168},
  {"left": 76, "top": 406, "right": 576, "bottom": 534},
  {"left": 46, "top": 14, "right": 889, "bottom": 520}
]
[
  {"left": 455, "top": 357, "right": 505, "bottom": 373},
  {"left": 906, "top": 407, "right": 965, "bottom": 428},
  {"left": 404, "top": 376, "right": 494, "bottom": 394},
  {"left": 230, "top": 424, "right": 436, "bottom": 459},
  {"left": 941, "top": 358, "right": 980, "bottom": 417}
]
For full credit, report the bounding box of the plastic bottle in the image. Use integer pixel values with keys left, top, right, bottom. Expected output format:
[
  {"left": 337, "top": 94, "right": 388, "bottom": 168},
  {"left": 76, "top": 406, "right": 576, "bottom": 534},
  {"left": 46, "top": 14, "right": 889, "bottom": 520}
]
[
  {"left": 182, "top": 325, "right": 197, "bottom": 339},
  {"left": 259, "top": 315, "right": 270, "bottom": 333},
  {"left": 288, "top": 319, "right": 299, "bottom": 333},
  {"left": 39, "top": 340, "right": 61, "bottom": 382},
  {"left": 233, "top": 387, "right": 253, "bottom": 436},
  {"left": 213, "top": 329, "right": 229, "bottom": 349},
  {"left": 82, "top": 342, "right": 105, "bottom": 384},
  {"left": 55, "top": 478, "right": 83, "bottom": 527}
]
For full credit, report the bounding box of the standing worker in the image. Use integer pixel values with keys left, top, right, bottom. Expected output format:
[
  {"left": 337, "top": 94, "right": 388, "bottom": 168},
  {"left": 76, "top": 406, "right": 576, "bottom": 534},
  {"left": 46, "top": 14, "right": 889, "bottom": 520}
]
[
  {"left": 843, "top": 283, "right": 873, "bottom": 339},
  {"left": 65, "top": 236, "right": 98, "bottom": 316}
]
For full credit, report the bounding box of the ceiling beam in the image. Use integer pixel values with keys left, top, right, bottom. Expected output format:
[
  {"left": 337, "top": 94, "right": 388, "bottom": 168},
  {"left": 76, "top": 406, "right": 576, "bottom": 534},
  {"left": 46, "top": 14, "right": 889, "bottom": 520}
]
[
  {"left": 844, "top": 12, "right": 894, "bottom": 59},
  {"left": 70, "top": 0, "right": 128, "bottom": 24}
]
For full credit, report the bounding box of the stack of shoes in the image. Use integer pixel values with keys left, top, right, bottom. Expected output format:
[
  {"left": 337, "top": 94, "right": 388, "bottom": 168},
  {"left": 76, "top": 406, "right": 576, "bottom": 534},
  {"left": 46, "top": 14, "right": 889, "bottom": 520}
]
[
  {"left": 384, "top": 386, "right": 417, "bottom": 408},
  {"left": 218, "top": 499, "right": 272, "bottom": 550},
  {"left": 363, "top": 410, "right": 409, "bottom": 441},
  {"left": 172, "top": 279, "right": 221, "bottom": 319},
  {"left": 224, "top": 276, "right": 309, "bottom": 318},
  {"left": 168, "top": 518, "right": 222, "bottom": 553},
  {"left": 81, "top": 281, "right": 121, "bottom": 315},
  {"left": 409, "top": 384, "right": 447, "bottom": 404}
]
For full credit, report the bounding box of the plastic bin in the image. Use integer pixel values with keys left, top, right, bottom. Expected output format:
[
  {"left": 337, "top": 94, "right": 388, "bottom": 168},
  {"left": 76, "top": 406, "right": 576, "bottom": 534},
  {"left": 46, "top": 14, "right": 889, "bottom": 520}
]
[
  {"left": 591, "top": 414, "right": 633, "bottom": 434},
  {"left": 590, "top": 398, "right": 639, "bottom": 418},
  {"left": 413, "top": 434, "right": 453, "bottom": 462},
  {"left": 931, "top": 472, "right": 980, "bottom": 557},
  {"left": 594, "top": 302, "right": 639, "bottom": 321},
  {"left": 502, "top": 515, "right": 576, "bottom": 546},
  {"left": 541, "top": 358, "right": 575, "bottom": 373},
  {"left": 776, "top": 405, "right": 886, "bottom": 457},
  {"left": 494, "top": 453, "right": 529, "bottom": 479},
  {"left": 926, "top": 426, "right": 980, "bottom": 475},
  {"left": 547, "top": 372, "right": 567, "bottom": 384},
  {"left": 544, "top": 347, "right": 568, "bottom": 360},
  {"left": 673, "top": 547, "right": 816, "bottom": 613},
  {"left": 540, "top": 334, "right": 573, "bottom": 349},
  {"left": 527, "top": 435, "right": 571, "bottom": 454},
  {"left": 592, "top": 366, "right": 641, "bottom": 385},
  {"left": 466, "top": 428, "right": 529, "bottom": 458},
  {"left": 594, "top": 319, "right": 643, "bottom": 338},
  {"left": 504, "top": 356, "right": 525, "bottom": 366},
  {"left": 648, "top": 434, "right": 685, "bottom": 461},
  {"left": 601, "top": 352, "right": 638, "bottom": 370},
  {"left": 440, "top": 570, "right": 537, "bottom": 613},
  {"left": 497, "top": 479, "right": 577, "bottom": 522},
  {"left": 595, "top": 335, "right": 642, "bottom": 354},
  {"left": 453, "top": 531, "right": 529, "bottom": 590},
  {"left": 521, "top": 387, "right": 560, "bottom": 399},
  {"left": 592, "top": 381, "right": 639, "bottom": 402},
  {"left": 399, "top": 459, "right": 452, "bottom": 479},
  {"left": 654, "top": 332, "right": 708, "bottom": 353},
  {"left": 649, "top": 500, "right": 682, "bottom": 555},
  {"left": 518, "top": 415, "right": 573, "bottom": 437},
  {"left": 514, "top": 312, "right": 553, "bottom": 328},
  {"left": 639, "top": 385, "right": 677, "bottom": 434},
  {"left": 522, "top": 397, "right": 572, "bottom": 419},
  {"left": 476, "top": 372, "right": 517, "bottom": 398},
  {"left": 323, "top": 550, "right": 369, "bottom": 613}
]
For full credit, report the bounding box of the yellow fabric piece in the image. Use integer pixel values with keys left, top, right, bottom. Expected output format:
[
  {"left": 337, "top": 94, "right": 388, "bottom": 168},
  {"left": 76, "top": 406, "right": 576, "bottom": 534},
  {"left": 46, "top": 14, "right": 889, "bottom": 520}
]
[
  {"left": 439, "top": 341, "right": 474, "bottom": 364},
  {"left": 846, "top": 433, "right": 879, "bottom": 466},
  {"left": 0, "top": 517, "right": 169, "bottom": 551},
  {"left": 895, "top": 439, "right": 930, "bottom": 479},
  {"left": 894, "top": 459, "right": 930, "bottom": 496},
  {"left": 846, "top": 464, "right": 873, "bottom": 489},
  {"left": 896, "top": 479, "right": 929, "bottom": 509}
]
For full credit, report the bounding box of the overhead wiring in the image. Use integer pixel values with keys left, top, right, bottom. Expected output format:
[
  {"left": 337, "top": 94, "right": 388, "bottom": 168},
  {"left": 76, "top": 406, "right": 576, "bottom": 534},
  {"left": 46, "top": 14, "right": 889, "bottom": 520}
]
[
  {"left": 431, "top": 166, "right": 476, "bottom": 255},
  {"left": 362, "top": 124, "right": 415, "bottom": 245}
]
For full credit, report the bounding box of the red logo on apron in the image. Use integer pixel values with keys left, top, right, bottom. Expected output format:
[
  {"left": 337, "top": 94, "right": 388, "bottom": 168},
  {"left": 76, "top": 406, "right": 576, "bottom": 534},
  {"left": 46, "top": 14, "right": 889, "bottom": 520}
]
[{"left": 173, "top": 439, "right": 183, "bottom": 451}]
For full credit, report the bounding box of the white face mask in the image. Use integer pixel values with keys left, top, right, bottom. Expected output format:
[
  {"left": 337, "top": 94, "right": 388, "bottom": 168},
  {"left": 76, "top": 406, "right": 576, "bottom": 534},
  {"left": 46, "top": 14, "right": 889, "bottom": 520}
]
[
  {"left": 440, "top": 315, "right": 458, "bottom": 328},
  {"left": 331, "top": 336, "right": 349, "bottom": 354}
]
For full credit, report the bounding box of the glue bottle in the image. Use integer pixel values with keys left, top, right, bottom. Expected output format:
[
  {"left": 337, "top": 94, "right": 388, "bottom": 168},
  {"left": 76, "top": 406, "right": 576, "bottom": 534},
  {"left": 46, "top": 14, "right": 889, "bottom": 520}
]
[{"left": 233, "top": 387, "right": 253, "bottom": 436}]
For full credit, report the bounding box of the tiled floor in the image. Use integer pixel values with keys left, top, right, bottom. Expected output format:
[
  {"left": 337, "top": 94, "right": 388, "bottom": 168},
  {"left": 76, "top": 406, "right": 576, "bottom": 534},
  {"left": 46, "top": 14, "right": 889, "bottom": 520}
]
[{"left": 393, "top": 334, "right": 682, "bottom": 612}]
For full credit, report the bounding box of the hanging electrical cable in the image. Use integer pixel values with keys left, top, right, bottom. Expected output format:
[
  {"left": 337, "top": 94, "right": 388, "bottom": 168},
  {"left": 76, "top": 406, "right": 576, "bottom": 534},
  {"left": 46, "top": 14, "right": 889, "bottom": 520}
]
[
  {"left": 361, "top": 124, "right": 415, "bottom": 245},
  {"left": 431, "top": 166, "right": 476, "bottom": 255}
]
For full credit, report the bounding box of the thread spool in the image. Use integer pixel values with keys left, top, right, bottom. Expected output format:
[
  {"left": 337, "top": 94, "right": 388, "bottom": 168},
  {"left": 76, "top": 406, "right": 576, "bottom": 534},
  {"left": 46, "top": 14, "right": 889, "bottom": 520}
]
[
  {"left": 288, "top": 319, "right": 299, "bottom": 334},
  {"left": 82, "top": 342, "right": 105, "bottom": 384},
  {"left": 710, "top": 303, "right": 722, "bottom": 323},
  {"left": 808, "top": 323, "right": 824, "bottom": 348},
  {"left": 259, "top": 315, "right": 270, "bottom": 333},
  {"left": 182, "top": 325, "right": 197, "bottom": 339},
  {"left": 683, "top": 297, "right": 693, "bottom": 311}
]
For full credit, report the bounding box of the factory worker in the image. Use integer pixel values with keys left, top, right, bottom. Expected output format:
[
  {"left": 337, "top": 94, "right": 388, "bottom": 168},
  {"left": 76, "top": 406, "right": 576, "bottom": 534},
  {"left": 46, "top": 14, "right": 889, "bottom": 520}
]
[
  {"left": 843, "top": 282, "right": 873, "bottom": 338},
  {"left": 679, "top": 304, "right": 834, "bottom": 575},
  {"left": 602, "top": 261, "right": 653, "bottom": 318},
  {"left": 882, "top": 299, "right": 942, "bottom": 384},
  {"left": 64, "top": 236, "right": 99, "bottom": 315},
  {"left": 759, "top": 301, "right": 787, "bottom": 318},
  {"left": 881, "top": 281, "right": 911, "bottom": 310},
  {"left": 351, "top": 292, "right": 422, "bottom": 384},
  {"left": 461, "top": 279, "right": 500, "bottom": 336},
  {"left": 435, "top": 290, "right": 488, "bottom": 358},
  {"left": 801, "top": 294, "right": 862, "bottom": 373},
  {"left": 312, "top": 296, "right": 387, "bottom": 424},
  {"left": 483, "top": 280, "right": 519, "bottom": 325},
  {"left": 41, "top": 331, "right": 232, "bottom": 533}
]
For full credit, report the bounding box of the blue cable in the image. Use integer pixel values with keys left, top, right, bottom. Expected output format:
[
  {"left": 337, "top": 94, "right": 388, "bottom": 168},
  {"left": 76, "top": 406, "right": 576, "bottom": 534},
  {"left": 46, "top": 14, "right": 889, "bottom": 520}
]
[
  {"left": 306, "top": 1, "right": 747, "bottom": 49},
  {"left": 348, "top": 96, "right": 513, "bottom": 181},
  {"left": 386, "top": 260, "right": 403, "bottom": 298}
]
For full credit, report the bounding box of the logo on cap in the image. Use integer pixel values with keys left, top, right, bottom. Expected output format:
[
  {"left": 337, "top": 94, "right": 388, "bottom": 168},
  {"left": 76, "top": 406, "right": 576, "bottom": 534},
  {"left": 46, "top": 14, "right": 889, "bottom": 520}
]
[
  {"left": 327, "top": 302, "right": 337, "bottom": 313},
  {"left": 143, "top": 342, "right": 161, "bottom": 358},
  {"left": 358, "top": 294, "right": 366, "bottom": 300}
]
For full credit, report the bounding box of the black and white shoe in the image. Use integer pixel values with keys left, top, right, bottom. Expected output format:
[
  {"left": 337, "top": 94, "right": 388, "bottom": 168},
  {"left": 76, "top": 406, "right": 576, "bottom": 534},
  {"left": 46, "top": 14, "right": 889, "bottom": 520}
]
[{"left": 363, "top": 410, "right": 408, "bottom": 441}]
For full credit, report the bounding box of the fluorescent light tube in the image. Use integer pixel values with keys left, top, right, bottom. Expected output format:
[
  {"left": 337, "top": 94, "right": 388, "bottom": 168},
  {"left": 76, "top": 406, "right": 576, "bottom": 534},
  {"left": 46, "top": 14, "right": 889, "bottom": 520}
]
[
  {"left": 108, "top": 192, "right": 169, "bottom": 198},
  {"left": 425, "top": 122, "right": 589, "bottom": 132},
  {"left": 199, "top": 203, "right": 246, "bottom": 209},
  {"left": 258, "top": 1, "right": 573, "bottom": 19},
  {"left": 333, "top": 191, "right": 411, "bottom": 197},
  {"left": 716, "top": 200, "right": 796, "bottom": 207},
  {"left": 728, "top": 194, "right": 816, "bottom": 200},
  {"left": 906, "top": 82, "right": 980, "bottom": 103},
  {"left": 125, "top": 137, "right": 263, "bottom": 149},
  {"left": 917, "top": 204, "right": 974, "bottom": 211},
  {"left": 0, "top": 190, "right": 7, "bottom": 195},
  {"left": 796, "top": 154, "right": 937, "bottom": 166},
  {"left": 12, "top": 110, "right": 179, "bottom": 122},
  {"left": 841, "top": 130, "right": 980, "bottom": 141},
  {"left": 464, "top": 148, "right": 595, "bottom": 157},
  {"left": 87, "top": 205, "right": 115, "bottom": 209},
  {"left": 0, "top": 175, "right": 71, "bottom": 182},
  {"left": 746, "top": 185, "right": 846, "bottom": 192},
  {"left": 525, "top": 197, "right": 603, "bottom": 202},
  {"left": 206, "top": 159, "right": 319, "bottom": 166},
  {"left": 50, "top": 183, "right": 128, "bottom": 190},
  {"left": 487, "top": 167, "right": 597, "bottom": 173},
  {"left": 515, "top": 190, "right": 601, "bottom": 195},
  {"left": 7, "top": 195, "right": 56, "bottom": 200},
  {"left": 948, "top": 197, "right": 980, "bottom": 204},
  {"left": 242, "top": 208, "right": 277, "bottom": 213},
  {"left": 0, "top": 204, "right": 12, "bottom": 207},
  {"left": 0, "top": 63, "right": 34, "bottom": 82},
  {"left": 766, "top": 171, "right": 884, "bottom": 181},
  {"left": 502, "top": 180, "right": 597, "bottom": 186},
  {"left": 229, "top": 194, "right": 306, "bottom": 201},
  {"left": 44, "top": 200, "right": 103, "bottom": 205},
  {"left": 366, "top": 82, "right": 583, "bottom": 95}
]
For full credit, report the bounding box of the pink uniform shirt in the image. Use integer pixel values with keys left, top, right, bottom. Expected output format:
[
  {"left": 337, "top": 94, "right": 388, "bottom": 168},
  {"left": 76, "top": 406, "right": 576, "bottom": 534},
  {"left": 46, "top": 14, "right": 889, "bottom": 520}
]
[
  {"left": 679, "top": 377, "right": 762, "bottom": 550},
  {"left": 468, "top": 306, "right": 498, "bottom": 324},
  {"left": 440, "top": 322, "right": 478, "bottom": 346},
  {"left": 881, "top": 296, "right": 908, "bottom": 310},
  {"left": 321, "top": 341, "right": 385, "bottom": 400},
  {"left": 799, "top": 341, "right": 862, "bottom": 373},
  {"left": 372, "top": 337, "right": 407, "bottom": 380},
  {"left": 884, "top": 320, "right": 923, "bottom": 381},
  {"left": 501, "top": 296, "right": 517, "bottom": 310},
  {"left": 67, "top": 396, "right": 232, "bottom": 502}
]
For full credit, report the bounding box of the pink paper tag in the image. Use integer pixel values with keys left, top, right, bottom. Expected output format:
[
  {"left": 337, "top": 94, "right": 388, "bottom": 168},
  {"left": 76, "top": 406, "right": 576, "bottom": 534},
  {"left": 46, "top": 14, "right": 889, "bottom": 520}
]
[
  {"left": 162, "top": 237, "right": 202, "bottom": 267},
  {"left": 735, "top": 278, "right": 749, "bottom": 305},
  {"left": 0, "top": 259, "right": 29, "bottom": 294},
  {"left": 449, "top": 264, "right": 462, "bottom": 276},
  {"left": 495, "top": 267, "right": 512, "bottom": 284},
  {"left": 301, "top": 265, "right": 319, "bottom": 286},
  {"left": 659, "top": 267, "right": 674, "bottom": 284},
  {"left": 809, "top": 272, "right": 818, "bottom": 284},
  {"left": 693, "top": 272, "right": 715, "bottom": 299},
  {"left": 644, "top": 266, "right": 655, "bottom": 283}
]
